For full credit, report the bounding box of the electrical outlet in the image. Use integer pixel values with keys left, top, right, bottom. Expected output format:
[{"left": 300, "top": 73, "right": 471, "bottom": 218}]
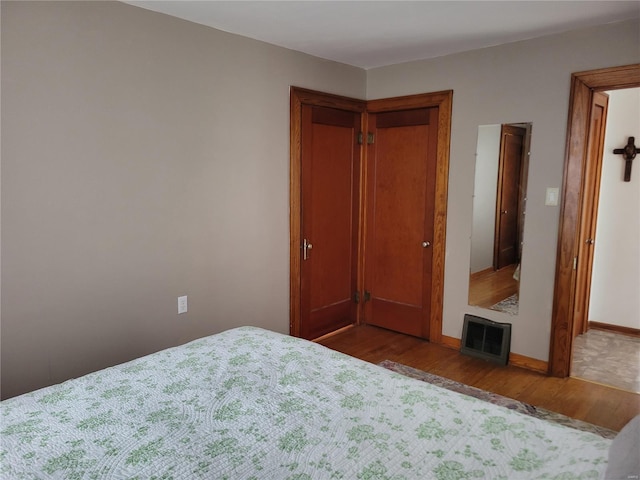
[{"left": 178, "top": 295, "right": 188, "bottom": 314}]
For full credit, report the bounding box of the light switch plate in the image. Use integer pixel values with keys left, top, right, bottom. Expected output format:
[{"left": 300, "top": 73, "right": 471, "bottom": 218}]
[
  {"left": 545, "top": 187, "right": 559, "bottom": 206},
  {"left": 178, "top": 295, "right": 188, "bottom": 314}
]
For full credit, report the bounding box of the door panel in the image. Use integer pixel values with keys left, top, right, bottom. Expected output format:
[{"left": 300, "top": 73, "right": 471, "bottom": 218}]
[
  {"left": 494, "top": 125, "right": 526, "bottom": 270},
  {"left": 300, "top": 105, "right": 360, "bottom": 340},
  {"left": 364, "top": 107, "right": 438, "bottom": 338},
  {"left": 371, "top": 124, "right": 428, "bottom": 306},
  {"left": 573, "top": 92, "right": 609, "bottom": 338}
]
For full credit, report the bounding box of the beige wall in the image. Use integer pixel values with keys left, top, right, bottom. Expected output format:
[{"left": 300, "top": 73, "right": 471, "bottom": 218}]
[
  {"left": 0, "top": 1, "right": 365, "bottom": 399},
  {"left": 367, "top": 19, "right": 640, "bottom": 361}
]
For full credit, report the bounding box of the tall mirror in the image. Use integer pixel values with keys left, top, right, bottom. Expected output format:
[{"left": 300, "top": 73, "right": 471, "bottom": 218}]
[{"left": 468, "top": 123, "right": 532, "bottom": 315}]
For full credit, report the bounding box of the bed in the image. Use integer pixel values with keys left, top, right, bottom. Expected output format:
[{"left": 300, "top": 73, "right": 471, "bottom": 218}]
[{"left": 1, "top": 326, "right": 615, "bottom": 479}]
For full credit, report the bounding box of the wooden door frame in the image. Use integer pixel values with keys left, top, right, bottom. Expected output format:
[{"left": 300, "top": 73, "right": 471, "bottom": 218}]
[
  {"left": 289, "top": 87, "right": 366, "bottom": 337},
  {"left": 290, "top": 88, "right": 452, "bottom": 343},
  {"left": 548, "top": 64, "right": 640, "bottom": 377},
  {"left": 366, "top": 91, "right": 453, "bottom": 343}
]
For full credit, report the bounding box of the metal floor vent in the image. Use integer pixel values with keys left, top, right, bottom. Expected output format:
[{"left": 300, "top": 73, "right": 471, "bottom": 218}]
[{"left": 460, "top": 314, "right": 511, "bottom": 365}]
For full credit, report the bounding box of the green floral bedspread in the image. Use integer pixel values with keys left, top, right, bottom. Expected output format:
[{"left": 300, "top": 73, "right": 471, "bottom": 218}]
[{"left": 1, "top": 326, "right": 610, "bottom": 479}]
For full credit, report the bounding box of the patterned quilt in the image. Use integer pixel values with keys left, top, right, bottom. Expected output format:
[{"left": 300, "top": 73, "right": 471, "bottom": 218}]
[{"left": 1, "top": 326, "right": 611, "bottom": 479}]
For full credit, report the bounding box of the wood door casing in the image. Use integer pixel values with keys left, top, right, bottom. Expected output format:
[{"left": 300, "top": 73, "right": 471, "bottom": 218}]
[
  {"left": 300, "top": 105, "right": 361, "bottom": 339},
  {"left": 572, "top": 92, "right": 609, "bottom": 339},
  {"left": 549, "top": 63, "right": 640, "bottom": 377},
  {"left": 364, "top": 92, "right": 452, "bottom": 344},
  {"left": 364, "top": 108, "right": 438, "bottom": 338},
  {"left": 494, "top": 125, "right": 526, "bottom": 270}
]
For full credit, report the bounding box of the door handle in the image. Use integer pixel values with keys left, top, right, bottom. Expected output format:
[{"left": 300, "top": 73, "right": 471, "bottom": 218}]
[
  {"left": 303, "top": 238, "right": 313, "bottom": 260},
  {"left": 501, "top": 210, "right": 508, "bottom": 215},
  {"left": 422, "top": 241, "right": 431, "bottom": 248},
  {"left": 586, "top": 238, "right": 595, "bottom": 245}
]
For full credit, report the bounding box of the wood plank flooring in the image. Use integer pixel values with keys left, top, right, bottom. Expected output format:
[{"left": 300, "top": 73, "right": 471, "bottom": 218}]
[
  {"left": 468, "top": 264, "right": 518, "bottom": 308},
  {"left": 317, "top": 324, "right": 640, "bottom": 432}
]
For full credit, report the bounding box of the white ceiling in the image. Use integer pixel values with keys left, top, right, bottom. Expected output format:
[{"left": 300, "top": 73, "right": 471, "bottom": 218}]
[{"left": 126, "top": 1, "right": 640, "bottom": 69}]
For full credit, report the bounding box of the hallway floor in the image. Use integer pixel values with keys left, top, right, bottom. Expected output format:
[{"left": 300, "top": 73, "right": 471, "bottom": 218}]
[{"left": 571, "top": 329, "right": 640, "bottom": 393}]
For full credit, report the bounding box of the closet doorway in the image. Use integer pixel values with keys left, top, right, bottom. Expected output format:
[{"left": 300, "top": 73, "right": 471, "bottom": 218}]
[{"left": 289, "top": 88, "right": 452, "bottom": 343}]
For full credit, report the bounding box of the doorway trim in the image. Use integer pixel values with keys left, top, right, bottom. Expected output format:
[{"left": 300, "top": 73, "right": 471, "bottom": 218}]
[{"left": 548, "top": 63, "right": 640, "bottom": 377}]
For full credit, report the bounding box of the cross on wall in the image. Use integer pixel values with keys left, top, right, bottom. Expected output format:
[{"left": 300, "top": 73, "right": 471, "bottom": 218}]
[{"left": 612, "top": 136, "right": 639, "bottom": 182}]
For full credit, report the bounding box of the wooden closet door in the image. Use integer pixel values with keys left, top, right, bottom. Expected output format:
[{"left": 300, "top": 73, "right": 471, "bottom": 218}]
[
  {"left": 364, "top": 107, "right": 438, "bottom": 338},
  {"left": 494, "top": 125, "right": 526, "bottom": 270},
  {"left": 300, "top": 105, "right": 361, "bottom": 340}
]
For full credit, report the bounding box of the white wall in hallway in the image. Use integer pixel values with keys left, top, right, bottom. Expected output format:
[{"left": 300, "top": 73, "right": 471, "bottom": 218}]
[
  {"left": 470, "top": 125, "right": 501, "bottom": 274},
  {"left": 589, "top": 88, "right": 640, "bottom": 330}
]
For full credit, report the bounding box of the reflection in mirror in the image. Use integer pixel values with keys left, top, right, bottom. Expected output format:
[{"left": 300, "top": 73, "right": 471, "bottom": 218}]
[{"left": 468, "top": 123, "right": 532, "bottom": 315}]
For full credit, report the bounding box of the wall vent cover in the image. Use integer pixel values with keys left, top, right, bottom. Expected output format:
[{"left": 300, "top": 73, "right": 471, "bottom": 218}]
[{"left": 460, "top": 314, "right": 512, "bottom": 365}]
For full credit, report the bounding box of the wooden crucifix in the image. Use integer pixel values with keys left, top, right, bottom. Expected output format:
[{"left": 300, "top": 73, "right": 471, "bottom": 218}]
[{"left": 613, "top": 136, "right": 639, "bottom": 182}]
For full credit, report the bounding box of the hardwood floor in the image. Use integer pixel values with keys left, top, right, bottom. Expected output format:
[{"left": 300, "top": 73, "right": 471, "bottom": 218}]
[
  {"left": 468, "top": 264, "right": 518, "bottom": 308},
  {"left": 317, "top": 324, "right": 640, "bottom": 432}
]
